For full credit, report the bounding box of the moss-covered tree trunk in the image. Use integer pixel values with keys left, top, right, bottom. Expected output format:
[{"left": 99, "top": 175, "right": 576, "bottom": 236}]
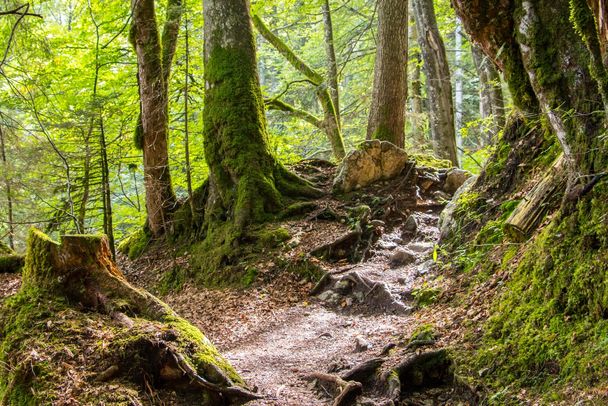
[
  {"left": 453, "top": 0, "right": 607, "bottom": 183},
  {"left": 366, "top": 0, "right": 409, "bottom": 148},
  {"left": 0, "top": 228, "right": 258, "bottom": 404},
  {"left": 130, "top": 0, "right": 182, "bottom": 237},
  {"left": 412, "top": 0, "right": 458, "bottom": 166},
  {"left": 203, "top": 0, "right": 321, "bottom": 233}
]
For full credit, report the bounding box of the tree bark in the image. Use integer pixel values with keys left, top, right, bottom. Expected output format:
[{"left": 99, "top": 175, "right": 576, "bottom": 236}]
[
  {"left": 203, "top": 0, "right": 321, "bottom": 232},
  {"left": 412, "top": 0, "right": 458, "bottom": 166},
  {"left": 0, "top": 126, "right": 14, "bottom": 250},
  {"left": 366, "top": 0, "right": 409, "bottom": 148},
  {"left": 452, "top": 0, "right": 606, "bottom": 181},
  {"left": 130, "top": 0, "right": 181, "bottom": 237},
  {"left": 471, "top": 45, "right": 505, "bottom": 146}
]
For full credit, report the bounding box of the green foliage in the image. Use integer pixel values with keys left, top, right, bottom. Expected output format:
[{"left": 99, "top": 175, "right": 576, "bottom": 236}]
[{"left": 412, "top": 286, "right": 441, "bottom": 307}]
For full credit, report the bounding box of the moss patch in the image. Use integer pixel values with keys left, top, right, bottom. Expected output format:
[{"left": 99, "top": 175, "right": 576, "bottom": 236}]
[{"left": 117, "top": 227, "right": 150, "bottom": 260}]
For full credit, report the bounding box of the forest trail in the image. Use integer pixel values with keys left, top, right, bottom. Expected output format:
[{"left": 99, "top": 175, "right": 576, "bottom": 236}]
[
  {"left": 221, "top": 209, "right": 443, "bottom": 405},
  {"left": 114, "top": 162, "right": 478, "bottom": 405}
]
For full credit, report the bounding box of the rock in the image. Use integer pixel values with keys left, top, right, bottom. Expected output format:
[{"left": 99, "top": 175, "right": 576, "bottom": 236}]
[
  {"left": 333, "top": 140, "right": 408, "bottom": 193},
  {"left": 433, "top": 190, "right": 451, "bottom": 201},
  {"left": 444, "top": 168, "right": 473, "bottom": 194},
  {"left": 408, "top": 242, "right": 434, "bottom": 255},
  {"left": 334, "top": 279, "right": 352, "bottom": 294},
  {"left": 402, "top": 215, "right": 418, "bottom": 235},
  {"left": 355, "top": 336, "right": 372, "bottom": 352},
  {"left": 439, "top": 176, "right": 477, "bottom": 241},
  {"left": 389, "top": 248, "right": 416, "bottom": 267}
]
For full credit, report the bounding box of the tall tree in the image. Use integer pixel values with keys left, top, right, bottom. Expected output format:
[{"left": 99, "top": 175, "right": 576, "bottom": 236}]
[
  {"left": 322, "top": 0, "right": 341, "bottom": 128},
  {"left": 130, "top": 0, "right": 182, "bottom": 237},
  {"left": 366, "top": 0, "right": 409, "bottom": 148},
  {"left": 0, "top": 126, "right": 14, "bottom": 250},
  {"left": 471, "top": 45, "right": 505, "bottom": 146},
  {"left": 203, "top": 0, "right": 320, "bottom": 235},
  {"left": 412, "top": 0, "right": 458, "bottom": 166}
]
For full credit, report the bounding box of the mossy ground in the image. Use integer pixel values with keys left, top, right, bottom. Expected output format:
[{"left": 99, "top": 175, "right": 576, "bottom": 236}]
[{"left": 440, "top": 115, "right": 608, "bottom": 403}]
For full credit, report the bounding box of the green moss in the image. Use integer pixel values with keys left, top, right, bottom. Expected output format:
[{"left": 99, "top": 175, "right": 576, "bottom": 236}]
[
  {"left": 157, "top": 265, "right": 188, "bottom": 295},
  {"left": 162, "top": 315, "right": 242, "bottom": 384},
  {"left": 241, "top": 267, "right": 258, "bottom": 287},
  {"left": 412, "top": 286, "right": 441, "bottom": 307},
  {"left": 409, "top": 323, "right": 436, "bottom": 342},
  {"left": 0, "top": 241, "right": 14, "bottom": 256},
  {"left": 117, "top": 228, "right": 150, "bottom": 260},
  {"left": 411, "top": 153, "right": 453, "bottom": 169},
  {"left": 465, "top": 185, "right": 608, "bottom": 401}
]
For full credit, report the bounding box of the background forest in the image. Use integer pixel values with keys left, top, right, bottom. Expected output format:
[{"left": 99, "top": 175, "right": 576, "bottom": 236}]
[{"left": 0, "top": 0, "right": 503, "bottom": 250}]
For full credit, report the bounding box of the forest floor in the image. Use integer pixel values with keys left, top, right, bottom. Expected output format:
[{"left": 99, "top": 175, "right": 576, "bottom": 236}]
[
  {"left": 0, "top": 162, "right": 497, "bottom": 405},
  {"left": 117, "top": 162, "right": 491, "bottom": 405}
]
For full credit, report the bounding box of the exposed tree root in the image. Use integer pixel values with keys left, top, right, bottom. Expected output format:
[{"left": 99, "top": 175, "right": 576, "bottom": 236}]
[{"left": 305, "top": 372, "right": 363, "bottom": 406}]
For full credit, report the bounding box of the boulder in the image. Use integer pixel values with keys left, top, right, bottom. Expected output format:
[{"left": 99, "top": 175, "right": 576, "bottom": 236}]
[
  {"left": 333, "top": 140, "right": 408, "bottom": 193},
  {"left": 444, "top": 168, "right": 473, "bottom": 194}
]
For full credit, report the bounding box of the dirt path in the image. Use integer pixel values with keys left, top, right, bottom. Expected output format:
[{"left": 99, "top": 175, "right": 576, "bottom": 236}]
[
  {"left": 220, "top": 211, "right": 440, "bottom": 405},
  {"left": 156, "top": 205, "right": 444, "bottom": 405}
]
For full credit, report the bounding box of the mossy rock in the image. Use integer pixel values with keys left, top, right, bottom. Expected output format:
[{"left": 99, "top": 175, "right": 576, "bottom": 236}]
[
  {"left": 117, "top": 227, "right": 150, "bottom": 259},
  {"left": 410, "top": 153, "right": 453, "bottom": 169}
]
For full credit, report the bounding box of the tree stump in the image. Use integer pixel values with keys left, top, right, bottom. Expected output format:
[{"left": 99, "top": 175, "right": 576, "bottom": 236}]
[{"left": 0, "top": 228, "right": 260, "bottom": 405}]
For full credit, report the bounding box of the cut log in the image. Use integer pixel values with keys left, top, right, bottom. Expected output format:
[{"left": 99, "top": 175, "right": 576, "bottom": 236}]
[{"left": 504, "top": 154, "right": 566, "bottom": 241}]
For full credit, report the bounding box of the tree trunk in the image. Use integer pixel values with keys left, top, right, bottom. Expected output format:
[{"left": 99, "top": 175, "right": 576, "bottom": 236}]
[
  {"left": 203, "top": 0, "right": 321, "bottom": 232},
  {"left": 184, "top": 13, "right": 195, "bottom": 221},
  {"left": 0, "top": 126, "right": 14, "bottom": 250},
  {"left": 471, "top": 45, "right": 505, "bottom": 146},
  {"left": 454, "top": 20, "right": 464, "bottom": 157},
  {"left": 99, "top": 114, "right": 116, "bottom": 260},
  {"left": 412, "top": 0, "right": 458, "bottom": 166},
  {"left": 452, "top": 0, "right": 607, "bottom": 181},
  {"left": 130, "top": 0, "right": 181, "bottom": 237},
  {"left": 409, "top": 11, "right": 423, "bottom": 116},
  {"left": 366, "top": 0, "right": 409, "bottom": 148},
  {"left": 322, "top": 0, "right": 341, "bottom": 128}
]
